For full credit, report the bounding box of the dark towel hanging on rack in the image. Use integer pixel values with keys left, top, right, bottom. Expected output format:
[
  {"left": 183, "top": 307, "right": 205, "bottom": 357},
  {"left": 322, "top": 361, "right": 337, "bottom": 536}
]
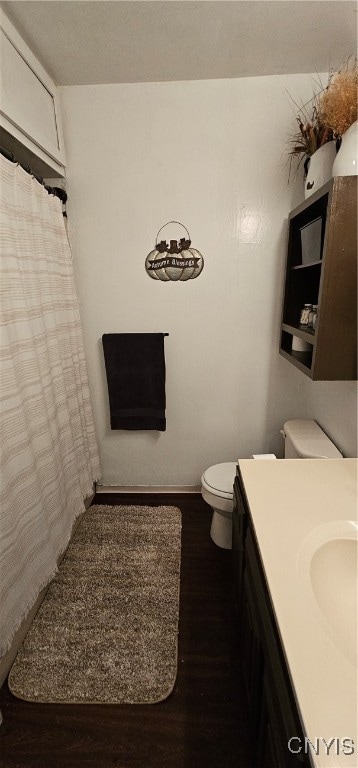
[{"left": 102, "top": 333, "right": 168, "bottom": 431}]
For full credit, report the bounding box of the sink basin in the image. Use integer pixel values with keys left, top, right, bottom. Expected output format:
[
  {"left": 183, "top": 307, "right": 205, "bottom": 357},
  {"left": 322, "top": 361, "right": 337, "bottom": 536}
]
[
  {"left": 298, "top": 521, "right": 358, "bottom": 667},
  {"left": 310, "top": 537, "right": 357, "bottom": 666}
]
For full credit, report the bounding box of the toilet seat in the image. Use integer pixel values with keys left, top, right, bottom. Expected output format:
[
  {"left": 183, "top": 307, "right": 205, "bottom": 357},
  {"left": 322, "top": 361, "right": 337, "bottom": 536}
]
[{"left": 201, "top": 462, "right": 237, "bottom": 499}]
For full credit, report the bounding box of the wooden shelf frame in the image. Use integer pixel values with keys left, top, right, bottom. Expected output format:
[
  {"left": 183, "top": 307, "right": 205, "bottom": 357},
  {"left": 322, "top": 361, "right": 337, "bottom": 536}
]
[{"left": 280, "top": 177, "right": 357, "bottom": 381}]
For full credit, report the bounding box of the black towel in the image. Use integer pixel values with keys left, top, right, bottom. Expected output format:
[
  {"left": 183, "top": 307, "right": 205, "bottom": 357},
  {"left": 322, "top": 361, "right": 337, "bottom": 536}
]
[{"left": 102, "top": 333, "right": 167, "bottom": 431}]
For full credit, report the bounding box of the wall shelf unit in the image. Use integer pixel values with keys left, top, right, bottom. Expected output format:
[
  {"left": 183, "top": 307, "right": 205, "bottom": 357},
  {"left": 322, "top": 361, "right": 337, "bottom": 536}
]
[
  {"left": 0, "top": 9, "right": 66, "bottom": 178},
  {"left": 280, "top": 176, "right": 357, "bottom": 380}
]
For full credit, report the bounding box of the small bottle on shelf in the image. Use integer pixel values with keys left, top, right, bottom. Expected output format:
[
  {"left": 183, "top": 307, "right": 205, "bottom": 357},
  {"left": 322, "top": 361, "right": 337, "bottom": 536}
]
[
  {"left": 299, "top": 304, "right": 312, "bottom": 327},
  {"left": 308, "top": 305, "right": 316, "bottom": 329},
  {"left": 311, "top": 305, "right": 318, "bottom": 330}
]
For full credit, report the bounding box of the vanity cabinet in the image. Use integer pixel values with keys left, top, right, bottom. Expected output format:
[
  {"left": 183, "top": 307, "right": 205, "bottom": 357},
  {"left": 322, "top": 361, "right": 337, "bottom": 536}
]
[
  {"left": 280, "top": 176, "right": 357, "bottom": 380},
  {"left": 233, "top": 472, "right": 310, "bottom": 768}
]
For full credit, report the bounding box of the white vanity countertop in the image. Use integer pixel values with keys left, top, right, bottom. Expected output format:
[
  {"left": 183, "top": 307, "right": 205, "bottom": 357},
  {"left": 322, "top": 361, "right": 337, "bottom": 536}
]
[{"left": 237, "top": 458, "right": 358, "bottom": 768}]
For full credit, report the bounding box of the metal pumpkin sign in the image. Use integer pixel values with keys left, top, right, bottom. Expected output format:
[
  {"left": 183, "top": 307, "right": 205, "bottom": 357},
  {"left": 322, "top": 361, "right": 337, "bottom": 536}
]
[{"left": 145, "top": 222, "right": 204, "bottom": 282}]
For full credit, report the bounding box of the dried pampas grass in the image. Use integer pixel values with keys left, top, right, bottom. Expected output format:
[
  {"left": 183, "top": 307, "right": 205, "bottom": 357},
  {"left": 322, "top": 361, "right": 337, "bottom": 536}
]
[{"left": 320, "top": 58, "right": 357, "bottom": 137}]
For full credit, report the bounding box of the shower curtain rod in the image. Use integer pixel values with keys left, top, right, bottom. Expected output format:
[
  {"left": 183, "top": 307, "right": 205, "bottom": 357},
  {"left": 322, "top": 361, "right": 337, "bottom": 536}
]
[{"left": 0, "top": 145, "right": 67, "bottom": 207}]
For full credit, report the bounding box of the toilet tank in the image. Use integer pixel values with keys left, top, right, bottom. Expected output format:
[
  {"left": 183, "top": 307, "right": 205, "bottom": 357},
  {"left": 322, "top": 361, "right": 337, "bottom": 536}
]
[{"left": 283, "top": 420, "right": 342, "bottom": 458}]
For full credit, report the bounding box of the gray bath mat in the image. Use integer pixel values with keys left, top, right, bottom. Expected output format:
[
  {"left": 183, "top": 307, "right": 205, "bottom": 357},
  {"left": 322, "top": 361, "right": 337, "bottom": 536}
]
[{"left": 9, "top": 505, "right": 182, "bottom": 704}]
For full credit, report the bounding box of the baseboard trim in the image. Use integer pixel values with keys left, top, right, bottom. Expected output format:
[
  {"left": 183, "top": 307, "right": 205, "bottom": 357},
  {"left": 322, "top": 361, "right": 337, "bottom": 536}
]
[{"left": 95, "top": 485, "right": 201, "bottom": 494}]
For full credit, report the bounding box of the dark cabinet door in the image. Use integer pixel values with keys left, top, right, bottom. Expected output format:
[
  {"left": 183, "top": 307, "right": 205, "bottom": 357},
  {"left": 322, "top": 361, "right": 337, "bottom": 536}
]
[
  {"left": 241, "top": 566, "right": 264, "bottom": 740},
  {"left": 245, "top": 529, "right": 310, "bottom": 767},
  {"left": 257, "top": 671, "right": 288, "bottom": 768},
  {"left": 232, "top": 476, "right": 247, "bottom": 612},
  {"left": 257, "top": 669, "right": 310, "bottom": 768}
]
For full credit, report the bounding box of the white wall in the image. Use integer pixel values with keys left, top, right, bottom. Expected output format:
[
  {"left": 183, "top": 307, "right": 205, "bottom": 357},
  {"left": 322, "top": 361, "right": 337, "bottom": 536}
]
[
  {"left": 60, "top": 74, "right": 357, "bottom": 486},
  {"left": 304, "top": 382, "right": 357, "bottom": 458}
]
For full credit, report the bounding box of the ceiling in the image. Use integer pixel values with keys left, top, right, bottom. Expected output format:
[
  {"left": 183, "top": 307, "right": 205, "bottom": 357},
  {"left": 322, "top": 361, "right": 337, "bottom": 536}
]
[{"left": 1, "top": 1, "right": 357, "bottom": 86}]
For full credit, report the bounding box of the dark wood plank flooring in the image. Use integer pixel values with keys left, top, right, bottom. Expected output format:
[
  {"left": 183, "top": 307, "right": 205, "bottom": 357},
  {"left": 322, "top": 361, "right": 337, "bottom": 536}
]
[{"left": 0, "top": 494, "right": 253, "bottom": 768}]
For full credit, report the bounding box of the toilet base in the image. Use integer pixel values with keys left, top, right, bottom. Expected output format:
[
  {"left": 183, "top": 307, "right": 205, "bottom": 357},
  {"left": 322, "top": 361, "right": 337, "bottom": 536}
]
[{"left": 210, "top": 510, "right": 232, "bottom": 550}]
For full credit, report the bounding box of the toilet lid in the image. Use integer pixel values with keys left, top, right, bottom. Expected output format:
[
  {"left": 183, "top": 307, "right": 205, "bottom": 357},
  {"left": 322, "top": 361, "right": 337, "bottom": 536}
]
[{"left": 202, "top": 462, "right": 237, "bottom": 497}]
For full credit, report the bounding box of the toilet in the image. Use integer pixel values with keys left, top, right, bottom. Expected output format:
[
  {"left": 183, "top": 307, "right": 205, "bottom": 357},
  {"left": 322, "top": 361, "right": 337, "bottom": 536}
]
[{"left": 201, "top": 419, "right": 342, "bottom": 549}]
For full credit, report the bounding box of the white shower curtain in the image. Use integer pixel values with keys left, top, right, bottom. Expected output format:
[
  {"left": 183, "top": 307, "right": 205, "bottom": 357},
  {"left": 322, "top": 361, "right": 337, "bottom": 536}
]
[{"left": 0, "top": 155, "right": 101, "bottom": 656}]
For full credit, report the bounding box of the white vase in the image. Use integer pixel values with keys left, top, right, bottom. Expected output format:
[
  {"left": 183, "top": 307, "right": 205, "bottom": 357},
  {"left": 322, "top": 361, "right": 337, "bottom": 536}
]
[
  {"left": 304, "top": 141, "right": 337, "bottom": 199},
  {"left": 332, "top": 121, "right": 358, "bottom": 177}
]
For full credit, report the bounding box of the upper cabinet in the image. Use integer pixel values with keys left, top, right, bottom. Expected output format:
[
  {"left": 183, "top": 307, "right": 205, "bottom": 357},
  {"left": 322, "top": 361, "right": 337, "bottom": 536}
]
[
  {"left": 280, "top": 176, "right": 357, "bottom": 380},
  {"left": 0, "top": 9, "right": 66, "bottom": 177}
]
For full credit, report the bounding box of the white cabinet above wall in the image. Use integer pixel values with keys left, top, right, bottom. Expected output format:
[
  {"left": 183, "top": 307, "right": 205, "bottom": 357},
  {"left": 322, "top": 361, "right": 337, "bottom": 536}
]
[{"left": 0, "top": 9, "right": 66, "bottom": 178}]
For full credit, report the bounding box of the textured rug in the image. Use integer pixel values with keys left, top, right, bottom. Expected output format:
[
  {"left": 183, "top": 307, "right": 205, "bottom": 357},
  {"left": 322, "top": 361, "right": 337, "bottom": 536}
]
[{"left": 8, "top": 505, "right": 182, "bottom": 704}]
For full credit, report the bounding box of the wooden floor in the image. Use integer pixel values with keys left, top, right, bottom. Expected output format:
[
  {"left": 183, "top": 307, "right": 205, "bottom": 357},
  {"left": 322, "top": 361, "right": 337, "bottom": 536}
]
[{"left": 0, "top": 494, "right": 253, "bottom": 768}]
